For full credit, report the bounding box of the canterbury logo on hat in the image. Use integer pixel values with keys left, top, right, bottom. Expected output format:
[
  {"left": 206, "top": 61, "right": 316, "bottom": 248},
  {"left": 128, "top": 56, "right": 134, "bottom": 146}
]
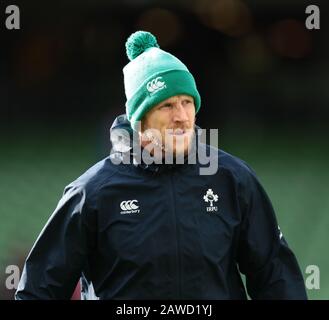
[{"left": 146, "top": 77, "right": 166, "bottom": 95}]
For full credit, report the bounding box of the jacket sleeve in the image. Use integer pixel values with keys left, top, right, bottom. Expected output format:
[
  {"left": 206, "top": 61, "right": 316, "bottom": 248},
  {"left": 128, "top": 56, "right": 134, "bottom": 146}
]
[
  {"left": 237, "top": 166, "right": 307, "bottom": 300},
  {"left": 15, "top": 184, "right": 96, "bottom": 300}
]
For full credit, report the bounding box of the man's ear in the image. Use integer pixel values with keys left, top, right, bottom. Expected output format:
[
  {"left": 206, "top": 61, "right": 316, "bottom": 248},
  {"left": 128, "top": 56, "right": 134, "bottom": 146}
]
[
  {"left": 140, "top": 118, "right": 146, "bottom": 132},
  {"left": 139, "top": 119, "right": 156, "bottom": 143},
  {"left": 139, "top": 129, "right": 153, "bottom": 143},
  {"left": 138, "top": 119, "right": 145, "bottom": 140},
  {"left": 139, "top": 120, "right": 150, "bottom": 144}
]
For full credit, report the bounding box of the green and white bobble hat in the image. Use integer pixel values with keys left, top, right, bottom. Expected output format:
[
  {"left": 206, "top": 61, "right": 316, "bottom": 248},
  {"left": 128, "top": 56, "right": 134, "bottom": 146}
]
[{"left": 123, "top": 31, "right": 201, "bottom": 131}]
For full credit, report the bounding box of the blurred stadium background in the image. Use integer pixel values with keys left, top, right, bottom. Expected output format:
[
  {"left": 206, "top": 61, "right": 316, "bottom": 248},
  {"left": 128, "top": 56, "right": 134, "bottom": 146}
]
[{"left": 0, "top": 0, "right": 328, "bottom": 299}]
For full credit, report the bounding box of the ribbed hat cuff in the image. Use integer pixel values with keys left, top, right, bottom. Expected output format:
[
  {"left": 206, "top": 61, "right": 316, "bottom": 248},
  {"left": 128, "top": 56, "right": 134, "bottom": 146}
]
[{"left": 126, "top": 69, "right": 201, "bottom": 131}]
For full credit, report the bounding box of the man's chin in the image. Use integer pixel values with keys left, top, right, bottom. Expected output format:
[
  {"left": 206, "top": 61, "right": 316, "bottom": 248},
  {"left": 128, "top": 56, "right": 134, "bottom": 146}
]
[{"left": 163, "top": 145, "right": 190, "bottom": 161}]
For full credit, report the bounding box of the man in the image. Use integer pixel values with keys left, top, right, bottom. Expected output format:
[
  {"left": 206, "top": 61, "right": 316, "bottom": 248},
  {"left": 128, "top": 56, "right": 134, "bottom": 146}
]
[{"left": 16, "top": 31, "right": 307, "bottom": 300}]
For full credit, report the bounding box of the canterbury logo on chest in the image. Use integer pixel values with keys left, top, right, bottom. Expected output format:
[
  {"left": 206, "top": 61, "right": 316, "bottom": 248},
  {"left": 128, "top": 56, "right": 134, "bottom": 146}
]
[{"left": 120, "top": 200, "right": 140, "bottom": 214}]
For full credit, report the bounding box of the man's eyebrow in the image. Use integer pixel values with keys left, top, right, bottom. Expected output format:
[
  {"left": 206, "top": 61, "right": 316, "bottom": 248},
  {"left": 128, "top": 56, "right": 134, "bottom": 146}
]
[{"left": 160, "top": 101, "right": 173, "bottom": 107}]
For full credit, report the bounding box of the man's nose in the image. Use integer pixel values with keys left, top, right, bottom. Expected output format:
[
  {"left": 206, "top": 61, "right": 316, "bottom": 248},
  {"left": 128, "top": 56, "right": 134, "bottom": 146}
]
[{"left": 173, "top": 103, "right": 189, "bottom": 122}]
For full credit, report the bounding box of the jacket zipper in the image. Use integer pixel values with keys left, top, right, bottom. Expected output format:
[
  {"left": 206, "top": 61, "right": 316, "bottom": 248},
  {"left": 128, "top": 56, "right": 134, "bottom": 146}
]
[{"left": 169, "top": 172, "right": 182, "bottom": 299}]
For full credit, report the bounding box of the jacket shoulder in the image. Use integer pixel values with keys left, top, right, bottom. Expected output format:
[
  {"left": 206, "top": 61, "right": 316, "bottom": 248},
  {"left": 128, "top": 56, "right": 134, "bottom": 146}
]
[
  {"left": 217, "top": 148, "right": 258, "bottom": 184},
  {"left": 64, "top": 156, "right": 119, "bottom": 198}
]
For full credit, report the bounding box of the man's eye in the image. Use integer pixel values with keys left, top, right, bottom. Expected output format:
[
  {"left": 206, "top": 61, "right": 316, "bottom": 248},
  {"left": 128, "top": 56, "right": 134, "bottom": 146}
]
[
  {"left": 183, "top": 99, "right": 192, "bottom": 105},
  {"left": 160, "top": 104, "right": 172, "bottom": 109}
]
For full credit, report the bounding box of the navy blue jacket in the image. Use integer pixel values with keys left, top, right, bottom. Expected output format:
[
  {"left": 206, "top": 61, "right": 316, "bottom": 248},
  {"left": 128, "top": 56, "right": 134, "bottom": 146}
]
[{"left": 16, "top": 115, "right": 307, "bottom": 300}]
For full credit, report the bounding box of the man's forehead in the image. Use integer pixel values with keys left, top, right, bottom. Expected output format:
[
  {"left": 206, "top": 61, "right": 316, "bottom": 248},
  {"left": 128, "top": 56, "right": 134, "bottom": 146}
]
[{"left": 161, "top": 94, "right": 193, "bottom": 104}]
